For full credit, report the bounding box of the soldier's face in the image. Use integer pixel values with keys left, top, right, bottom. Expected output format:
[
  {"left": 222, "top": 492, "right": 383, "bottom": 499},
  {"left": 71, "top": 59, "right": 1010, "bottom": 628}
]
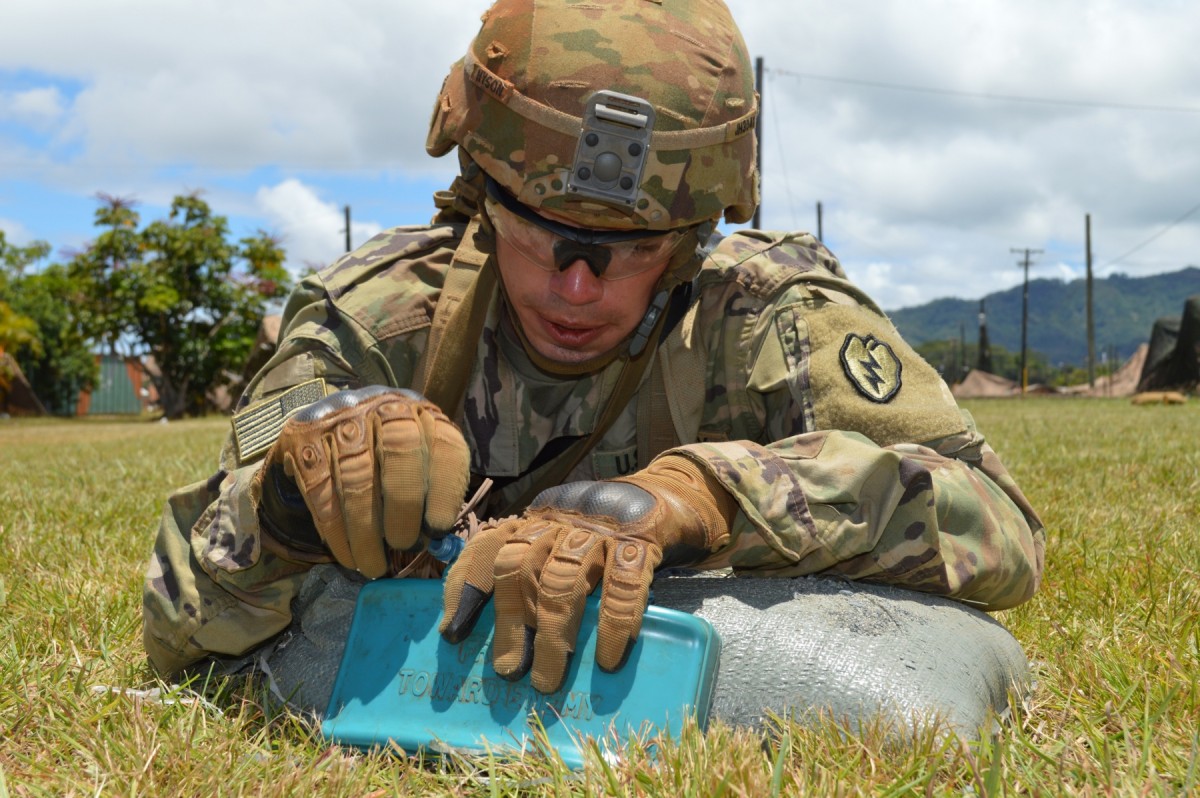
[{"left": 495, "top": 232, "right": 671, "bottom": 365}]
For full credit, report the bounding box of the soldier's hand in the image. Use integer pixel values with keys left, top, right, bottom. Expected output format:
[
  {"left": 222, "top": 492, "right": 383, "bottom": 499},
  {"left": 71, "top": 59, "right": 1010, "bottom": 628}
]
[
  {"left": 260, "top": 385, "right": 470, "bottom": 578},
  {"left": 440, "top": 454, "right": 736, "bottom": 693}
]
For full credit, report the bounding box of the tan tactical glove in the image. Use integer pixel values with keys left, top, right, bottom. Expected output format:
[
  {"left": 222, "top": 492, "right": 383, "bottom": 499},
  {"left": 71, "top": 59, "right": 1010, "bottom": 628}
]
[
  {"left": 440, "top": 454, "right": 737, "bottom": 693},
  {"left": 257, "top": 385, "right": 471, "bottom": 578}
]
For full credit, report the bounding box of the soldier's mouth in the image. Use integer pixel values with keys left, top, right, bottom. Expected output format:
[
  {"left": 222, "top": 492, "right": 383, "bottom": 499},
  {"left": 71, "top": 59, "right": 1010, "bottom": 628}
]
[{"left": 540, "top": 316, "right": 604, "bottom": 348}]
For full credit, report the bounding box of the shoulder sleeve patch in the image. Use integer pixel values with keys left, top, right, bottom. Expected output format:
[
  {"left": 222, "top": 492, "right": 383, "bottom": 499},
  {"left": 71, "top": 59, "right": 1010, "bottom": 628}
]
[
  {"left": 790, "top": 303, "right": 966, "bottom": 446},
  {"left": 232, "top": 378, "right": 327, "bottom": 464},
  {"left": 839, "top": 333, "right": 902, "bottom": 403}
]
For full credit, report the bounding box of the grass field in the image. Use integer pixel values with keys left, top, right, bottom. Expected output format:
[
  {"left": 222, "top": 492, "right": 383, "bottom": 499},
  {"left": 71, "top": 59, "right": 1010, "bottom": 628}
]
[{"left": 1, "top": 398, "right": 1197, "bottom": 796}]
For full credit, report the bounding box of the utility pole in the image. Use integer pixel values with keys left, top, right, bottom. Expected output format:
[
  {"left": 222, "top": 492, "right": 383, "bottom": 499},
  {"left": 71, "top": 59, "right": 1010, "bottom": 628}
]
[
  {"left": 977, "top": 299, "right": 992, "bottom": 373},
  {"left": 1086, "top": 213, "right": 1095, "bottom": 388},
  {"left": 343, "top": 205, "right": 352, "bottom": 253},
  {"left": 752, "top": 56, "right": 764, "bottom": 230},
  {"left": 1110, "top": 343, "right": 1117, "bottom": 397},
  {"left": 958, "top": 321, "right": 966, "bottom": 383},
  {"left": 816, "top": 201, "right": 823, "bottom": 240},
  {"left": 1011, "top": 247, "right": 1044, "bottom": 394}
]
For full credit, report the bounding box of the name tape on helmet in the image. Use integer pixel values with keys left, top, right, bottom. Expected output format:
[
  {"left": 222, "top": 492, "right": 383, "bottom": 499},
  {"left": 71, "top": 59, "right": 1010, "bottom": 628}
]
[{"left": 468, "top": 62, "right": 512, "bottom": 103}]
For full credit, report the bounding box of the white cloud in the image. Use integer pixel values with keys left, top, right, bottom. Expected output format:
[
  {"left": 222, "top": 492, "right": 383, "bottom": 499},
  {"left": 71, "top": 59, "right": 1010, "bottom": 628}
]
[
  {"left": 255, "top": 179, "right": 382, "bottom": 276},
  {"left": 1050, "top": 261, "right": 1080, "bottom": 283},
  {"left": 1, "top": 86, "right": 65, "bottom": 128},
  {"left": 0, "top": 0, "right": 487, "bottom": 176},
  {"left": 0, "top": 217, "right": 32, "bottom": 243},
  {"left": 855, "top": 261, "right": 925, "bottom": 311},
  {"left": 1, "top": 0, "right": 1199, "bottom": 311},
  {"left": 738, "top": 0, "right": 1200, "bottom": 306}
]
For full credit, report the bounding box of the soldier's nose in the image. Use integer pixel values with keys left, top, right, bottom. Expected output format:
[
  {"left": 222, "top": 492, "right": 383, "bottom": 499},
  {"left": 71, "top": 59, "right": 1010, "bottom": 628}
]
[{"left": 550, "top": 260, "right": 605, "bottom": 304}]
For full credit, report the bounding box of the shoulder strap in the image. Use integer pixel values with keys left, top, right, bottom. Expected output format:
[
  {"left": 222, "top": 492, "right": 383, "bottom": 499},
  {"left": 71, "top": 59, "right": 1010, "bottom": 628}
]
[
  {"left": 416, "top": 226, "right": 693, "bottom": 511},
  {"left": 636, "top": 352, "right": 676, "bottom": 469},
  {"left": 506, "top": 312, "right": 667, "bottom": 511},
  {"left": 637, "top": 292, "right": 706, "bottom": 467},
  {"left": 505, "top": 281, "right": 694, "bottom": 511},
  {"left": 415, "top": 219, "right": 495, "bottom": 419}
]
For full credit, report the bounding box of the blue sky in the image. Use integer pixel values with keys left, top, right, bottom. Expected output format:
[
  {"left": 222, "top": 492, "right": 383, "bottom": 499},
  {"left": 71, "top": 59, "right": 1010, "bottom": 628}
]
[{"left": 3, "top": 0, "right": 1200, "bottom": 310}]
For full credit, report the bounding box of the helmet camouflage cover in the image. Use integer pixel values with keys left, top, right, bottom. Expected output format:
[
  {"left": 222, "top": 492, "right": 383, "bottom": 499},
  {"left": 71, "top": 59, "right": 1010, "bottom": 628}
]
[{"left": 427, "top": 0, "right": 759, "bottom": 231}]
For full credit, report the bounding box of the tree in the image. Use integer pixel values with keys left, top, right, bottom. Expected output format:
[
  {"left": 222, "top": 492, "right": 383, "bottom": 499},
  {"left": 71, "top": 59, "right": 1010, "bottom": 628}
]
[
  {"left": 0, "top": 231, "right": 51, "bottom": 277},
  {"left": 9, "top": 264, "right": 100, "bottom": 413},
  {"left": 0, "top": 299, "right": 42, "bottom": 358},
  {"left": 1, "top": 232, "right": 97, "bottom": 413},
  {"left": 0, "top": 297, "right": 42, "bottom": 405},
  {"left": 915, "top": 339, "right": 1054, "bottom": 385},
  {"left": 66, "top": 194, "right": 144, "bottom": 358},
  {"left": 0, "top": 232, "right": 53, "bottom": 356},
  {"left": 68, "top": 193, "right": 291, "bottom": 418}
]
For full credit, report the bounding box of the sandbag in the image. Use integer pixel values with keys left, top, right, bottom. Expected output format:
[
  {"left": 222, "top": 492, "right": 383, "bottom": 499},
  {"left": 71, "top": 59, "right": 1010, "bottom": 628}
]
[
  {"left": 651, "top": 573, "right": 1030, "bottom": 736},
  {"left": 259, "top": 566, "right": 1029, "bottom": 740}
]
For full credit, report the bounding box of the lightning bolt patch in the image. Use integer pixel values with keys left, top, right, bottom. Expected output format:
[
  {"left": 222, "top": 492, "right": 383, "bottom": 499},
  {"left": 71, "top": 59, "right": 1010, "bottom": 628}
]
[{"left": 840, "top": 334, "right": 902, "bottom": 402}]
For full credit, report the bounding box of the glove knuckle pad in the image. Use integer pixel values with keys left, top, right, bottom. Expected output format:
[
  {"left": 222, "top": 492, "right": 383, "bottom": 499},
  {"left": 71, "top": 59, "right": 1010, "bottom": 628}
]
[
  {"left": 376, "top": 416, "right": 422, "bottom": 453},
  {"left": 540, "top": 560, "right": 582, "bottom": 594},
  {"left": 559, "top": 529, "right": 597, "bottom": 556},
  {"left": 494, "top": 542, "right": 531, "bottom": 578},
  {"left": 291, "top": 441, "right": 326, "bottom": 478},
  {"left": 372, "top": 393, "right": 416, "bottom": 419},
  {"left": 535, "top": 481, "right": 656, "bottom": 523},
  {"left": 334, "top": 416, "right": 369, "bottom": 453},
  {"left": 615, "top": 540, "right": 647, "bottom": 568}
]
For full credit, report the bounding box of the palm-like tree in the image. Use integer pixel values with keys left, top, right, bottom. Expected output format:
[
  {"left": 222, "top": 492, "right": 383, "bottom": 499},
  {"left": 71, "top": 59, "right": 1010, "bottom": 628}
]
[{"left": 0, "top": 301, "right": 43, "bottom": 360}]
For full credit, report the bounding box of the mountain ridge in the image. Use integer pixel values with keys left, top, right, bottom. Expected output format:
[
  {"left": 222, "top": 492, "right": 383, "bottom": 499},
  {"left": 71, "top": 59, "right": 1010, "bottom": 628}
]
[{"left": 886, "top": 266, "right": 1200, "bottom": 365}]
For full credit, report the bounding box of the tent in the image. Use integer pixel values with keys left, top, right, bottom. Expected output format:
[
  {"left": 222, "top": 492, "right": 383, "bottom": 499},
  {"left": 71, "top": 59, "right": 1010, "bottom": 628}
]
[
  {"left": 1136, "top": 295, "right": 1200, "bottom": 393},
  {"left": 1061, "top": 343, "right": 1147, "bottom": 398},
  {"left": 951, "top": 369, "right": 1060, "bottom": 399},
  {"left": 952, "top": 369, "right": 1019, "bottom": 399},
  {"left": 0, "top": 351, "right": 48, "bottom": 416}
]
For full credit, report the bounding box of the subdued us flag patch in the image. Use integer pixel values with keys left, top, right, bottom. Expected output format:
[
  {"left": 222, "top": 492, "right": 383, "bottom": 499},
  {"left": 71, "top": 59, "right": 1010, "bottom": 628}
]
[{"left": 232, "top": 378, "right": 327, "bottom": 463}]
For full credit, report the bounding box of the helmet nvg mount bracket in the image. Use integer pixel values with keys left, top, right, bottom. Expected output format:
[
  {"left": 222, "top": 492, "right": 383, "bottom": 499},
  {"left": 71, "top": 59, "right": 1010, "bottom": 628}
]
[{"left": 566, "top": 91, "right": 656, "bottom": 210}]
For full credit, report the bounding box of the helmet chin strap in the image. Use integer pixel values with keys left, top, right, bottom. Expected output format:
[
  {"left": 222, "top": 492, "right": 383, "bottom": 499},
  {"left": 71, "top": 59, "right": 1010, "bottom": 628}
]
[{"left": 627, "top": 289, "right": 670, "bottom": 358}]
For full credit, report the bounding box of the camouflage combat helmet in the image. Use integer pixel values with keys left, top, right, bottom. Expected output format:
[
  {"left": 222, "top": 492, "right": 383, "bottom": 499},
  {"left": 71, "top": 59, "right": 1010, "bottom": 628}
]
[{"left": 427, "top": 0, "right": 760, "bottom": 232}]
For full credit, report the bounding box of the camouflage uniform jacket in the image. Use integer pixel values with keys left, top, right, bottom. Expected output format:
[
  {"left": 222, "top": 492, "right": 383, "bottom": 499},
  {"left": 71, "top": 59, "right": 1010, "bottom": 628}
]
[{"left": 143, "top": 225, "right": 1045, "bottom": 675}]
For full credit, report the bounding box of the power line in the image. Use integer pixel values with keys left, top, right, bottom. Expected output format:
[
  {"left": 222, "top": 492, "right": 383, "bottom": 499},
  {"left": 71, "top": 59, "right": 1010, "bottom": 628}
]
[
  {"left": 766, "top": 67, "right": 1200, "bottom": 114},
  {"left": 1098, "top": 200, "right": 1200, "bottom": 268},
  {"left": 768, "top": 73, "right": 800, "bottom": 230}
]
